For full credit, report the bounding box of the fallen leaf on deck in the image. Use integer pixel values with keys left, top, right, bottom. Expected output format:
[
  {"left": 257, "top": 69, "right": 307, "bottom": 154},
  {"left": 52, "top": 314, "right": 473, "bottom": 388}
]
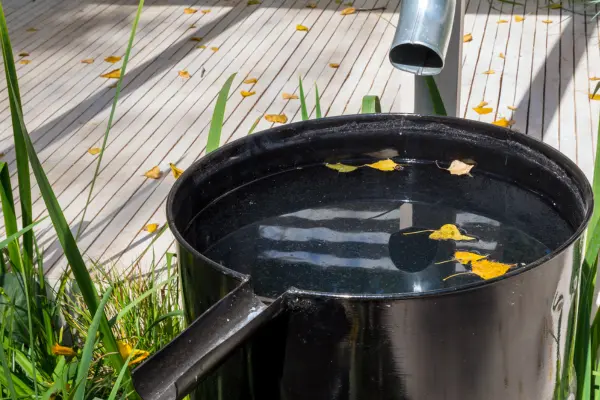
[
  {"left": 492, "top": 117, "right": 515, "bottom": 127},
  {"left": 454, "top": 251, "right": 488, "bottom": 264},
  {"left": 282, "top": 92, "right": 299, "bottom": 99},
  {"left": 499, "top": 52, "right": 505, "bottom": 59},
  {"left": 18, "top": 52, "right": 29, "bottom": 57},
  {"left": 265, "top": 114, "right": 288, "bottom": 123},
  {"left": 81, "top": 58, "right": 94, "bottom": 64},
  {"left": 341, "top": 7, "right": 356, "bottom": 14},
  {"left": 100, "top": 69, "right": 121, "bottom": 79},
  {"left": 515, "top": 15, "right": 525, "bottom": 22},
  {"left": 364, "top": 159, "right": 402, "bottom": 171},
  {"left": 443, "top": 159, "right": 475, "bottom": 176},
  {"left": 497, "top": 19, "right": 508, "bottom": 23},
  {"left": 463, "top": 33, "right": 473, "bottom": 42},
  {"left": 184, "top": 8, "right": 197, "bottom": 13},
  {"left": 325, "top": 163, "right": 359, "bottom": 172},
  {"left": 507, "top": 105, "right": 517, "bottom": 110},
  {"left": 241, "top": 90, "right": 256, "bottom": 97},
  {"left": 197, "top": 45, "right": 207, "bottom": 49},
  {"left": 472, "top": 104, "right": 493, "bottom": 114},
  {"left": 144, "top": 223, "right": 159, "bottom": 233},
  {"left": 542, "top": 19, "right": 553, "bottom": 24},
  {"left": 483, "top": 70, "right": 495, "bottom": 74},
  {"left": 108, "top": 82, "right": 118, "bottom": 89},
  {"left": 104, "top": 56, "right": 121, "bottom": 63},
  {"left": 201, "top": 9, "right": 211, "bottom": 13},
  {"left": 19, "top": 60, "right": 31, "bottom": 65},
  {"left": 476, "top": 101, "right": 488, "bottom": 107},
  {"left": 169, "top": 163, "right": 184, "bottom": 179},
  {"left": 329, "top": 63, "right": 340, "bottom": 68},
  {"left": 429, "top": 224, "right": 476, "bottom": 241},
  {"left": 247, "top": 0, "right": 261, "bottom": 4},
  {"left": 179, "top": 70, "right": 191, "bottom": 79},
  {"left": 335, "top": 0, "right": 342, "bottom": 3},
  {"left": 88, "top": 148, "right": 101, "bottom": 155},
  {"left": 296, "top": 24, "right": 309, "bottom": 31},
  {"left": 190, "top": 37, "right": 203, "bottom": 42},
  {"left": 306, "top": 2, "right": 317, "bottom": 7},
  {"left": 144, "top": 166, "right": 162, "bottom": 179},
  {"left": 590, "top": 77, "right": 600, "bottom": 81},
  {"left": 210, "top": 47, "right": 219, "bottom": 52},
  {"left": 26, "top": 27, "right": 38, "bottom": 32},
  {"left": 471, "top": 259, "right": 515, "bottom": 280},
  {"left": 589, "top": 93, "right": 600, "bottom": 100},
  {"left": 244, "top": 77, "right": 258, "bottom": 84},
  {"left": 189, "top": 24, "right": 197, "bottom": 29},
  {"left": 549, "top": 3, "right": 561, "bottom": 8}
]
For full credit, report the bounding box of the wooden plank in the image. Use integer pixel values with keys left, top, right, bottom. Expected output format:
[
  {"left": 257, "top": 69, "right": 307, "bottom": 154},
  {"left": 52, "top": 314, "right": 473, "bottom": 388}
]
[
  {"left": 526, "top": 0, "right": 548, "bottom": 141},
  {"left": 558, "top": 10, "right": 578, "bottom": 164}
]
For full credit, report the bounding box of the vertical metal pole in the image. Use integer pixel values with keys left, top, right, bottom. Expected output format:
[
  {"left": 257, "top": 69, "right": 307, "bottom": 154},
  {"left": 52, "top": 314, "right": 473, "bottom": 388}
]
[{"left": 412, "top": 0, "right": 465, "bottom": 117}]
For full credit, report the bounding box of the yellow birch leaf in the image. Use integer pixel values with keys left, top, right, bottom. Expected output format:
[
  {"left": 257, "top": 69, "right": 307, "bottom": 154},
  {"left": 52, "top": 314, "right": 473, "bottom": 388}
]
[
  {"left": 88, "top": 147, "right": 101, "bottom": 155},
  {"left": 499, "top": 52, "right": 505, "bottom": 59},
  {"left": 589, "top": 93, "right": 600, "bottom": 100},
  {"left": 265, "top": 114, "right": 288, "bottom": 123},
  {"left": 184, "top": 8, "right": 198, "bottom": 13},
  {"left": 471, "top": 259, "right": 515, "bottom": 280},
  {"left": 210, "top": 47, "right": 219, "bottom": 52},
  {"left": 590, "top": 76, "right": 600, "bottom": 81},
  {"left": 201, "top": 9, "right": 211, "bottom": 13},
  {"left": 179, "top": 70, "right": 191, "bottom": 79},
  {"left": 144, "top": 166, "right": 162, "bottom": 179},
  {"left": 492, "top": 117, "right": 515, "bottom": 127},
  {"left": 190, "top": 36, "right": 203, "bottom": 42},
  {"left": 515, "top": 15, "right": 525, "bottom": 22},
  {"left": 100, "top": 69, "right": 121, "bottom": 79},
  {"left": 483, "top": 70, "right": 495, "bottom": 74},
  {"left": 542, "top": 19, "right": 553, "bottom": 24},
  {"left": 497, "top": 19, "right": 509, "bottom": 23},
  {"left": 197, "top": 45, "right": 207, "bottom": 49},
  {"left": 444, "top": 159, "right": 475, "bottom": 176},
  {"left": 118, "top": 341, "right": 151, "bottom": 365},
  {"left": 472, "top": 105, "right": 493, "bottom": 114},
  {"left": 296, "top": 24, "right": 309, "bottom": 31},
  {"left": 26, "top": 27, "right": 38, "bottom": 32},
  {"left": 329, "top": 63, "right": 340, "bottom": 68},
  {"left": 144, "top": 223, "right": 159, "bottom": 233},
  {"left": 81, "top": 58, "right": 94, "bottom": 64},
  {"left": 18, "top": 52, "right": 29, "bottom": 57},
  {"left": 52, "top": 343, "right": 76, "bottom": 357},
  {"left": 104, "top": 55, "right": 121, "bottom": 63},
  {"left": 454, "top": 251, "right": 488, "bottom": 265},
  {"left": 244, "top": 78, "right": 258, "bottom": 84},
  {"left": 341, "top": 7, "right": 356, "bottom": 14},
  {"left": 325, "top": 163, "right": 359, "bottom": 172},
  {"left": 306, "top": 2, "right": 317, "bottom": 7},
  {"left": 364, "top": 159, "right": 402, "bottom": 171},
  {"left": 463, "top": 33, "right": 473, "bottom": 42},
  {"left": 476, "top": 101, "right": 488, "bottom": 108},
  {"left": 241, "top": 90, "right": 256, "bottom": 97},
  {"left": 507, "top": 105, "right": 517, "bottom": 111},
  {"left": 19, "top": 60, "right": 31, "bottom": 65},
  {"left": 429, "top": 224, "right": 476, "bottom": 241},
  {"left": 282, "top": 92, "right": 299, "bottom": 100},
  {"left": 247, "top": 0, "right": 261, "bottom": 4},
  {"left": 169, "top": 163, "right": 184, "bottom": 179}
]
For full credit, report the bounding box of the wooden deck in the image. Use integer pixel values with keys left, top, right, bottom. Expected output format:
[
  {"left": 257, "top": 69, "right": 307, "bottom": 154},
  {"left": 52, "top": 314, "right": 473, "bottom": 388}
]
[{"left": 0, "top": 0, "right": 598, "bottom": 276}]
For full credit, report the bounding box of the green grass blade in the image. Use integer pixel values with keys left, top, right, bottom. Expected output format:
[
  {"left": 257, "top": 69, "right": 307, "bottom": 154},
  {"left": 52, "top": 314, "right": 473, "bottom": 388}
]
[
  {"left": 109, "top": 276, "right": 175, "bottom": 326},
  {"left": 145, "top": 310, "right": 184, "bottom": 334},
  {"left": 593, "top": 82, "right": 600, "bottom": 98},
  {"left": 425, "top": 76, "right": 448, "bottom": 116},
  {"left": 76, "top": 0, "right": 145, "bottom": 239},
  {"left": 0, "top": 218, "right": 44, "bottom": 250},
  {"left": 299, "top": 76, "right": 309, "bottom": 121},
  {"left": 74, "top": 286, "right": 113, "bottom": 400},
  {"left": 207, "top": 73, "right": 236, "bottom": 153},
  {"left": 0, "top": 162, "right": 20, "bottom": 268},
  {"left": 107, "top": 352, "right": 135, "bottom": 400},
  {"left": 247, "top": 116, "right": 261, "bottom": 135},
  {"left": 0, "top": 332, "right": 18, "bottom": 400},
  {"left": 315, "top": 84, "right": 322, "bottom": 119},
  {"left": 361, "top": 96, "right": 382, "bottom": 114}
]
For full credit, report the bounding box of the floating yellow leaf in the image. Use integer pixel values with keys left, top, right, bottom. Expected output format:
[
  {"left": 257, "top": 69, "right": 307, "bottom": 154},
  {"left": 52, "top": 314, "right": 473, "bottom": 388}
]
[
  {"left": 542, "top": 19, "right": 553, "bottom": 24},
  {"left": 282, "top": 92, "right": 299, "bottom": 100},
  {"left": 190, "top": 36, "right": 203, "bottom": 42},
  {"left": 499, "top": 52, "right": 505, "bottom": 59},
  {"left": 88, "top": 147, "right": 101, "bottom": 155},
  {"left": 329, "top": 63, "right": 340, "bottom": 68},
  {"left": 341, "top": 7, "right": 356, "bottom": 14},
  {"left": 144, "top": 223, "right": 159, "bottom": 233},
  {"left": 118, "top": 341, "right": 150, "bottom": 365},
  {"left": 241, "top": 90, "right": 256, "bottom": 97},
  {"left": 201, "top": 9, "right": 211, "bottom": 13},
  {"left": 19, "top": 59, "right": 31, "bottom": 65},
  {"left": 81, "top": 58, "right": 94, "bottom": 64},
  {"left": 52, "top": 343, "right": 76, "bottom": 357},
  {"left": 26, "top": 27, "right": 38, "bottom": 32},
  {"left": 210, "top": 47, "right": 219, "bottom": 52},
  {"left": 18, "top": 52, "right": 29, "bottom": 57},
  {"left": 364, "top": 159, "right": 402, "bottom": 171},
  {"left": 476, "top": 100, "right": 488, "bottom": 108},
  {"left": 515, "top": 15, "right": 525, "bottom": 22},
  {"left": 589, "top": 93, "right": 600, "bottom": 100},
  {"left": 471, "top": 259, "right": 515, "bottom": 280},
  {"left": 247, "top": 0, "right": 261, "bottom": 4},
  {"left": 169, "top": 163, "right": 184, "bottom": 179},
  {"left": 100, "top": 69, "right": 121, "bottom": 79},
  {"left": 306, "top": 2, "right": 317, "bottom": 7},
  {"left": 104, "top": 55, "right": 121, "bottom": 63},
  {"left": 492, "top": 117, "right": 515, "bottom": 127},
  {"left": 184, "top": 7, "right": 197, "bottom": 13},
  {"left": 296, "top": 24, "right": 309, "bottom": 31},
  {"left": 144, "top": 166, "right": 162, "bottom": 179},
  {"left": 472, "top": 105, "right": 493, "bottom": 114},
  {"left": 179, "top": 70, "right": 191, "bottom": 79},
  {"left": 483, "top": 70, "right": 495, "bottom": 74},
  {"left": 507, "top": 105, "right": 517, "bottom": 111},
  {"left": 549, "top": 3, "right": 561, "bottom": 8},
  {"left": 244, "top": 77, "right": 258, "bottom": 84},
  {"left": 463, "top": 33, "right": 473, "bottom": 42},
  {"left": 497, "top": 19, "right": 508, "bottom": 23},
  {"left": 590, "top": 77, "right": 600, "bottom": 81},
  {"left": 443, "top": 159, "right": 475, "bottom": 176},
  {"left": 265, "top": 114, "right": 288, "bottom": 123},
  {"left": 454, "top": 251, "right": 488, "bottom": 264},
  {"left": 197, "top": 45, "right": 207, "bottom": 49},
  {"left": 325, "top": 163, "right": 359, "bottom": 172},
  {"left": 429, "top": 224, "right": 476, "bottom": 241}
]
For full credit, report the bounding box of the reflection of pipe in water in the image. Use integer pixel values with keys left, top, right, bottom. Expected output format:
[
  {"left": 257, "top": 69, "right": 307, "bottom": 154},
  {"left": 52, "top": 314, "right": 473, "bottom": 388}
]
[{"left": 389, "top": 0, "right": 456, "bottom": 75}]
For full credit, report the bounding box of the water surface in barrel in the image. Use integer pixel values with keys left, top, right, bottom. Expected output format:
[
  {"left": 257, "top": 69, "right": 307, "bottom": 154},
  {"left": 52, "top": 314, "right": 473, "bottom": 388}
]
[{"left": 187, "top": 160, "right": 573, "bottom": 297}]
